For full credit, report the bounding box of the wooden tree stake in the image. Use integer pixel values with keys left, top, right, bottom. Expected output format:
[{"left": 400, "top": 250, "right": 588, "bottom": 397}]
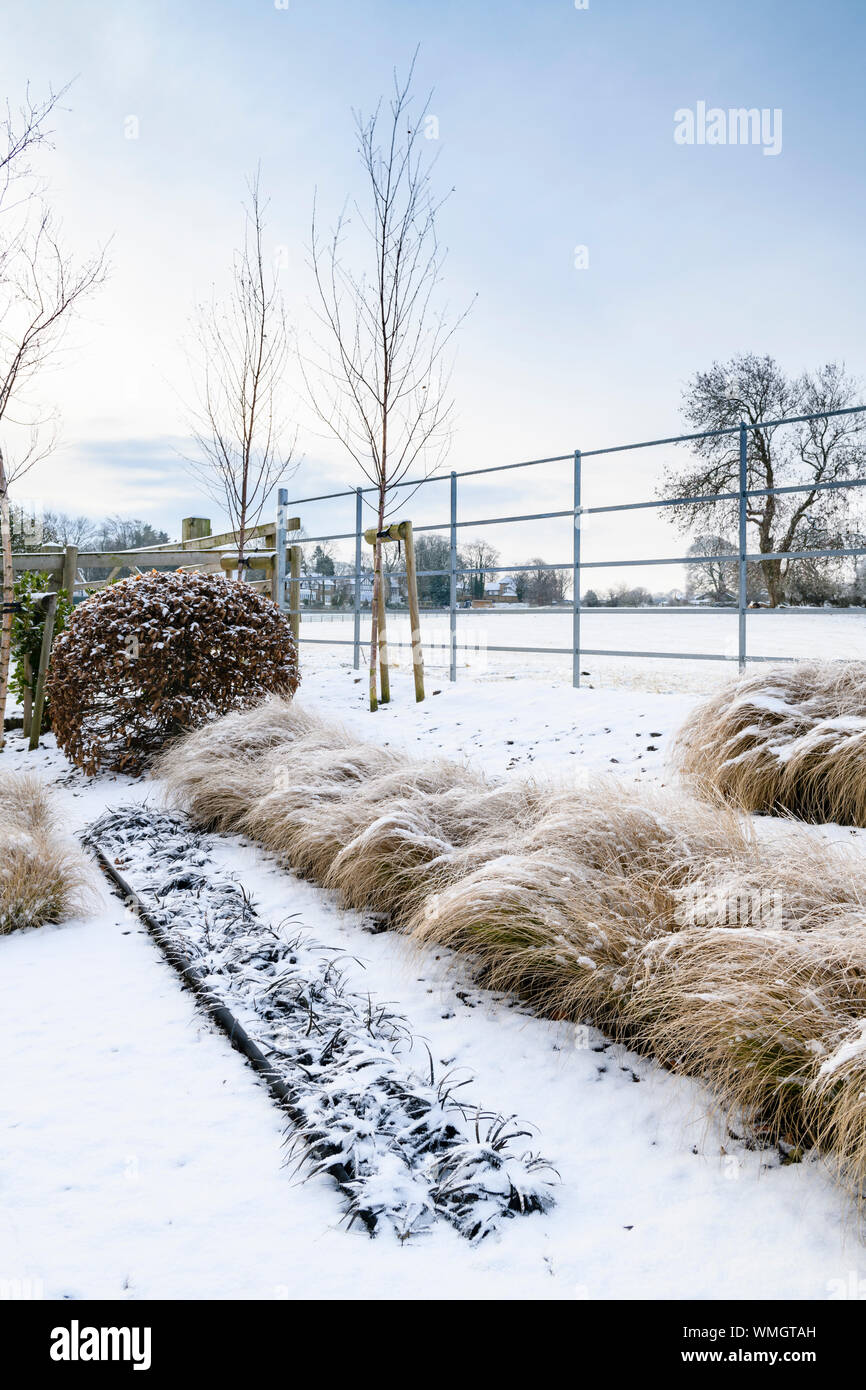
[
  {"left": 377, "top": 551, "right": 391, "bottom": 704},
  {"left": 398, "top": 520, "right": 425, "bottom": 702}
]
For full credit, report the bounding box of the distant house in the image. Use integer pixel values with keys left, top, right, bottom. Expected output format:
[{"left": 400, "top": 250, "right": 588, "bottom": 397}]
[
  {"left": 300, "top": 573, "right": 375, "bottom": 606},
  {"left": 300, "top": 575, "right": 336, "bottom": 606},
  {"left": 482, "top": 576, "right": 519, "bottom": 603}
]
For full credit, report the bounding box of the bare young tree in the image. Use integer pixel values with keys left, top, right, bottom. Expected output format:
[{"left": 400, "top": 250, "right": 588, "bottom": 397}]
[
  {"left": 306, "top": 55, "right": 472, "bottom": 710},
  {"left": 525, "top": 558, "right": 571, "bottom": 606},
  {"left": 0, "top": 84, "right": 107, "bottom": 748},
  {"left": 684, "top": 533, "right": 767, "bottom": 604},
  {"left": 461, "top": 537, "right": 500, "bottom": 600},
  {"left": 187, "top": 170, "right": 296, "bottom": 577},
  {"left": 660, "top": 354, "right": 866, "bottom": 607},
  {"left": 39, "top": 510, "right": 101, "bottom": 549}
]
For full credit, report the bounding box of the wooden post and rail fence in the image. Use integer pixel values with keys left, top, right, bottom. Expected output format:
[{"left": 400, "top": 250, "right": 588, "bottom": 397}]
[
  {"left": 10, "top": 497, "right": 425, "bottom": 748},
  {"left": 10, "top": 510, "right": 302, "bottom": 748}
]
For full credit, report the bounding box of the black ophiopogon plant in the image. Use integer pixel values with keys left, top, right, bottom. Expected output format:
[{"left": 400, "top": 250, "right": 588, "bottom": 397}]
[{"left": 84, "top": 805, "right": 557, "bottom": 1241}]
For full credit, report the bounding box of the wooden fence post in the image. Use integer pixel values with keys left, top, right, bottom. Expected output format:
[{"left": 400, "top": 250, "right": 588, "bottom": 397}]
[
  {"left": 398, "top": 520, "right": 425, "bottom": 702},
  {"left": 182, "top": 518, "right": 211, "bottom": 542},
  {"left": 29, "top": 592, "right": 58, "bottom": 751},
  {"left": 61, "top": 545, "right": 78, "bottom": 601}
]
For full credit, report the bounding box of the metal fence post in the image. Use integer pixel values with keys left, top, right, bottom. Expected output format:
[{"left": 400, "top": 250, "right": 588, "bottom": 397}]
[
  {"left": 449, "top": 471, "right": 458, "bottom": 681},
  {"left": 275, "top": 488, "right": 288, "bottom": 611},
  {"left": 573, "top": 449, "right": 582, "bottom": 688},
  {"left": 353, "top": 487, "right": 363, "bottom": 670},
  {"left": 738, "top": 422, "right": 747, "bottom": 672}
]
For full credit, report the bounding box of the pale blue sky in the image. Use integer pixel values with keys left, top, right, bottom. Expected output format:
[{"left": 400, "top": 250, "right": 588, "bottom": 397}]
[{"left": 3, "top": 0, "right": 865, "bottom": 578}]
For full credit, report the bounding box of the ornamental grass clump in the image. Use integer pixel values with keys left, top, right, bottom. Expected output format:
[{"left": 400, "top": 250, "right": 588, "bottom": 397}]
[
  {"left": 159, "top": 696, "right": 866, "bottom": 1196},
  {"left": 673, "top": 660, "right": 866, "bottom": 825},
  {"left": 0, "top": 772, "right": 92, "bottom": 933},
  {"left": 47, "top": 570, "right": 300, "bottom": 775}
]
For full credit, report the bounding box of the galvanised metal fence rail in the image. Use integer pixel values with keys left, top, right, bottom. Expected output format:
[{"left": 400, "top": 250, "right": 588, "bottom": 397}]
[{"left": 278, "top": 405, "right": 866, "bottom": 688}]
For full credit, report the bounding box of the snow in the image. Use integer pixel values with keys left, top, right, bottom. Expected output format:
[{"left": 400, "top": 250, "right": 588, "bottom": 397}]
[
  {"left": 817, "top": 1020, "right": 866, "bottom": 1080},
  {"left": 2, "top": 662, "right": 866, "bottom": 1299},
  {"left": 299, "top": 605, "right": 866, "bottom": 692},
  {"left": 85, "top": 805, "right": 556, "bottom": 1241}
]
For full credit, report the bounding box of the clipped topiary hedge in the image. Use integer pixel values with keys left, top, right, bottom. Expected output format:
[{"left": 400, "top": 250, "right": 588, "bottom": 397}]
[{"left": 47, "top": 569, "right": 300, "bottom": 774}]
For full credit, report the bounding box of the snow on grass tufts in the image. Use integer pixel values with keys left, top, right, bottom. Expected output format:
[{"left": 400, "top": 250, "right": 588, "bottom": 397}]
[
  {"left": 673, "top": 660, "right": 866, "bottom": 826},
  {"left": 0, "top": 772, "right": 93, "bottom": 933},
  {"left": 157, "top": 696, "right": 866, "bottom": 1202},
  {"left": 84, "top": 804, "right": 556, "bottom": 1241}
]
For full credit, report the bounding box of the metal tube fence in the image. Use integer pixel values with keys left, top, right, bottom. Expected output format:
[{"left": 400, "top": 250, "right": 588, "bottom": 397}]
[
  {"left": 573, "top": 450, "right": 581, "bottom": 688},
  {"left": 280, "top": 405, "right": 866, "bottom": 688},
  {"left": 353, "top": 487, "right": 363, "bottom": 671},
  {"left": 450, "top": 471, "right": 458, "bottom": 683},
  {"left": 738, "top": 422, "right": 748, "bottom": 670}
]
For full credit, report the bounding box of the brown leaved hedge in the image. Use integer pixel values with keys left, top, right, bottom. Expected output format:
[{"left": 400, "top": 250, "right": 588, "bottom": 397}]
[{"left": 48, "top": 570, "right": 300, "bottom": 774}]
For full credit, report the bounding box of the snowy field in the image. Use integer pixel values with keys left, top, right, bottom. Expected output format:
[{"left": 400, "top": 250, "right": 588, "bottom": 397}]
[
  {"left": 3, "top": 662, "right": 866, "bottom": 1300},
  {"left": 299, "top": 607, "right": 866, "bottom": 692}
]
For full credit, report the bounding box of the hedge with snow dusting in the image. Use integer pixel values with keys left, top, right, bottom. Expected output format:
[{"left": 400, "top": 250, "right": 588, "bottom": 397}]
[{"left": 48, "top": 570, "right": 300, "bottom": 775}]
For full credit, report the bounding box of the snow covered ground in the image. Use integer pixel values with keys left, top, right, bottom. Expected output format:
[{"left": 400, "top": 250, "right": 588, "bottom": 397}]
[
  {"left": 3, "top": 663, "right": 866, "bottom": 1300},
  {"left": 299, "top": 606, "right": 866, "bottom": 692}
]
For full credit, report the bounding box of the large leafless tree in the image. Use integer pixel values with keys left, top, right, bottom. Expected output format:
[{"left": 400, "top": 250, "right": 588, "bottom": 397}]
[
  {"left": 0, "top": 84, "right": 107, "bottom": 748},
  {"left": 187, "top": 171, "right": 296, "bottom": 576},
  {"left": 306, "top": 56, "right": 471, "bottom": 710},
  {"left": 660, "top": 354, "right": 866, "bottom": 607}
]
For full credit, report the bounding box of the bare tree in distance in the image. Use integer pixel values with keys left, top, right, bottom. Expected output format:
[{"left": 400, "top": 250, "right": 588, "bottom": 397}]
[
  {"left": 0, "top": 83, "right": 108, "bottom": 749},
  {"left": 38, "top": 509, "right": 101, "bottom": 548},
  {"left": 684, "top": 533, "right": 767, "bottom": 605},
  {"left": 525, "top": 558, "right": 571, "bottom": 606},
  {"left": 306, "top": 53, "right": 473, "bottom": 710},
  {"left": 461, "top": 537, "right": 499, "bottom": 600},
  {"left": 187, "top": 170, "right": 297, "bottom": 578},
  {"left": 659, "top": 354, "right": 866, "bottom": 607},
  {"left": 98, "top": 516, "right": 169, "bottom": 550}
]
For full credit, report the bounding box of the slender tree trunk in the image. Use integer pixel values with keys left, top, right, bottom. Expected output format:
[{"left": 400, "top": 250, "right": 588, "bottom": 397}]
[
  {"left": 0, "top": 454, "right": 13, "bottom": 752},
  {"left": 377, "top": 556, "right": 390, "bottom": 703},
  {"left": 368, "top": 486, "right": 386, "bottom": 711},
  {"left": 237, "top": 481, "right": 247, "bottom": 581},
  {"left": 761, "top": 555, "right": 784, "bottom": 607}
]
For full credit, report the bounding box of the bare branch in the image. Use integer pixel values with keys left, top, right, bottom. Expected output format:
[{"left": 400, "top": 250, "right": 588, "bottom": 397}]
[
  {"left": 0, "top": 79, "right": 106, "bottom": 750},
  {"left": 303, "top": 54, "right": 473, "bottom": 707},
  {"left": 185, "top": 169, "right": 299, "bottom": 572}
]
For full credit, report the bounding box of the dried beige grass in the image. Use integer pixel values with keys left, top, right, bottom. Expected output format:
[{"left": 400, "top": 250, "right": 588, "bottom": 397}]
[
  {"left": 161, "top": 697, "right": 866, "bottom": 1193},
  {"left": 154, "top": 697, "right": 339, "bottom": 831},
  {"left": 673, "top": 660, "right": 866, "bottom": 825},
  {"left": 324, "top": 771, "right": 528, "bottom": 921},
  {"left": 241, "top": 739, "right": 406, "bottom": 879},
  {"left": 0, "top": 771, "right": 93, "bottom": 933},
  {"left": 409, "top": 782, "right": 748, "bottom": 1024}
]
